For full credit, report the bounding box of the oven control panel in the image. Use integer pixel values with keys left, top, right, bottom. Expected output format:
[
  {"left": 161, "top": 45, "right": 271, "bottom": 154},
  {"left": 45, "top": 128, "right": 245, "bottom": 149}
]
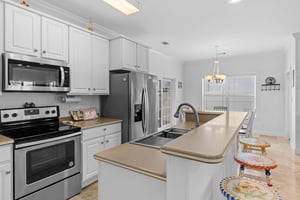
[{"left": 0, "top": 106, "right": 59, "bottom": 123}]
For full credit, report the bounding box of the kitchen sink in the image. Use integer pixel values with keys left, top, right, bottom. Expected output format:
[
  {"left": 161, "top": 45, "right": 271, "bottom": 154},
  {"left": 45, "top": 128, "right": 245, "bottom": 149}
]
[
  {"left": 155, "top": 128, "right": 190, "bottom": 139},
  {"left": 131, "top": 128, "right": 190, "bottom": 148}
]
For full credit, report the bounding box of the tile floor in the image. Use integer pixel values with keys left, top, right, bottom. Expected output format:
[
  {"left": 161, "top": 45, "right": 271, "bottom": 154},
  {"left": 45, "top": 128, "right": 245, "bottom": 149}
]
[{"left": 71, "top": 135, "right": 300, "bottom": 199}]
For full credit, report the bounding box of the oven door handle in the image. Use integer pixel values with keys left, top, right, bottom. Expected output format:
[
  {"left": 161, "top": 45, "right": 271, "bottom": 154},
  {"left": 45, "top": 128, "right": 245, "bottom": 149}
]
[{"left": 15, "top": 132, "right": 82, "bottom": 149}]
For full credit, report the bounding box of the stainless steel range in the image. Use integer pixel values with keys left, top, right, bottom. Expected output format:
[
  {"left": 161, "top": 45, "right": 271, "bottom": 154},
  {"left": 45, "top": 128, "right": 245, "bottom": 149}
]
[{"left": 0, "top": 106, "right": 82, "bottom": 200}]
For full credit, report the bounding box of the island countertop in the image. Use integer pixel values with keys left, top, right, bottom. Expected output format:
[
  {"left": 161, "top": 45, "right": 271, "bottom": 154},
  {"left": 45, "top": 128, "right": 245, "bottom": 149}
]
[
  {"left": 161, "top": 111, "right": 247, "bottom": 163},
  {"left": 94, "top": 111, "right": 247, "bottom": 180}
]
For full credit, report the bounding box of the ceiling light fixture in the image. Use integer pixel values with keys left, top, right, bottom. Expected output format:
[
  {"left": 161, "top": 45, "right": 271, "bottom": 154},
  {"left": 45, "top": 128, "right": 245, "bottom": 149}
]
[
  {"left": 205, "top": 46, "right": 226, "bottom": 84},
  {"left": 228, "top": 0, "right": 242, "bottom": 4},
  {"left": 103, "top": 0, "right": 141, "bottom": 15}
]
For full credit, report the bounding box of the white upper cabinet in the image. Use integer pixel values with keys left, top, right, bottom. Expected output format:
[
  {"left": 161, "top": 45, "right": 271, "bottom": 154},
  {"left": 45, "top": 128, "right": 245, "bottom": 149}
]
[
  {"left": 5, "top": 4, "right": 69, "bottom": 62},
  {"left": 5, "top": 4, "right": 40, "bottom": 57},
  {"left": 122, "top": 39, "right": 137, "bottom": 70},
  {"left": 92, "top": 35, "right": 109, "bottom": 94},
  {"left": 136, "top": 44, "right": 149, "bottom": 72},
  {"left": 69, "top": 27, "right": 92, "bottom": 94},
  {"left": 41, "top": 17, "right": 68, "bottom": 61},
  {"left": 110, "top": 37, "right": 149, "bottom": 72},
  {"left": 69, "top": 27, "right": 109, "bottom": 95}
]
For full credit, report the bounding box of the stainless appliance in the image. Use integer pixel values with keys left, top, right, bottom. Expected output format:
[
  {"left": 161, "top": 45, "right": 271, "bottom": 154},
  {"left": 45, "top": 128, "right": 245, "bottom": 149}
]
[
  {"left": 0, "top": 106, "right": 82, "bottom": 200},
  {"left": 101, "top": 71, "right": 158, "bottom": 142},
  {"left": 2, "top": 53, "right": 70, "bottom": 92}
]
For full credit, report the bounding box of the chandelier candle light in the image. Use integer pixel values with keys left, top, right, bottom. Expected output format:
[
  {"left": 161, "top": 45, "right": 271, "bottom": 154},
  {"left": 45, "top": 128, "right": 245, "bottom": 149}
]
[{"left": 205, "top": 46, "right": 226, "bottom": 83}]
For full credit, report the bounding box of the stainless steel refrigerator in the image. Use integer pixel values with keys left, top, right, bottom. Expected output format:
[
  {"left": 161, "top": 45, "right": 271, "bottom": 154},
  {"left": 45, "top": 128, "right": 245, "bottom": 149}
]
[{"left": 101, "top": 71, "right": 158, "bottom": 143}]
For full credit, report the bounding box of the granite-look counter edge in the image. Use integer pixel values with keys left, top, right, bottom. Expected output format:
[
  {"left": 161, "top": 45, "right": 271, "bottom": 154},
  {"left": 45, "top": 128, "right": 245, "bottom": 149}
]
[
  {"left": 0, "top": 135, "right": 14, "bottom": 145},
  {"left": 161, "top": 111, "right": 247, "bottom": 163},
  {"left": 60, "top": 117, "right": 122, "bottom": 129}
]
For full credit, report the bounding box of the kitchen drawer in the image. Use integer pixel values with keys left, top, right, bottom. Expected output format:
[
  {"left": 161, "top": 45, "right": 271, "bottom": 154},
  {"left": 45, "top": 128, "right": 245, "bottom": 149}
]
[
  {"left": 0, "top": 145, "right": 11, "bottom": 163},
  {"left": 82, "top": 123, "right": 121, "bottom": 141}
]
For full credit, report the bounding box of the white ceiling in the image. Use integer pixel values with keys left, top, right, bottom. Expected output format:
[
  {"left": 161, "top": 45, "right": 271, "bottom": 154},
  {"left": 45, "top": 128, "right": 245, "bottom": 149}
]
[{"left": 39, "top": 0, "right": 300, "bottom": 62}]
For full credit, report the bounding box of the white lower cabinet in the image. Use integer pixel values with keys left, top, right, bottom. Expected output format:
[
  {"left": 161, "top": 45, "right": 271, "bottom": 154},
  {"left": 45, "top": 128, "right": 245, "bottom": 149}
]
[
  {"left": 81, "top": 123, "right": 121, "bottom": 188},
  {"left": 0, "top": 144, "right": 12, "bottom": 200}
]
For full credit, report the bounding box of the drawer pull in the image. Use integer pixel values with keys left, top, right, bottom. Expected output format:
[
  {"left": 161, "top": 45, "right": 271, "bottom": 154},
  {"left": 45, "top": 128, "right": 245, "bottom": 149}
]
[{"left": 5, "top": 171, "right": 11, "bottom": 175}]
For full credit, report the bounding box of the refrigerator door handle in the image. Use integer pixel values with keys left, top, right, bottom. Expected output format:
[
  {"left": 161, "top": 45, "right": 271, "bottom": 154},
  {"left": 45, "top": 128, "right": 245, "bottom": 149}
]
[
  {"left": 141, "top": 88, "right": 146, "bottom": 134},
  {"left": 144, "top": 87, "right": 150, "bottom": 135}
]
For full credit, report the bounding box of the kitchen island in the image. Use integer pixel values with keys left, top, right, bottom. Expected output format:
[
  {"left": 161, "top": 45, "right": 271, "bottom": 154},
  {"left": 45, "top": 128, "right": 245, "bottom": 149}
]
[{"left": 94, "top": 111, "right": 247, "bottom": 200}]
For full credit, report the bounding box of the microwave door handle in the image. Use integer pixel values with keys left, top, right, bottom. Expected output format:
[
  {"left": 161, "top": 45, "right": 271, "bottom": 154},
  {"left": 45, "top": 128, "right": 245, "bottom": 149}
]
[{"left": 59, "top": 67, "right": 65, "bottom": 87}]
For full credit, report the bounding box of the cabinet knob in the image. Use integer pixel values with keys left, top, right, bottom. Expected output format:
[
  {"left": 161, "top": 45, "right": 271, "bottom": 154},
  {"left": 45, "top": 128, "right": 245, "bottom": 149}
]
[
  {"left": 88, "top": 88, "right": 91, "bottom": 91},
  {"left": 42, "top": 50, "right": 46, "bottom": 54},
  {"left": 5, "top": 171, "right": 11, "bottom": 175},
  {"left": 103, "top": 128, "right": 107, "bottom": 131},
  {"left": 93, "top": 88, "right": 96, "bottom": 91},
  {"left": 33, "top": 49, "right": 38, "bottom": 52},
  {"left": 106, "top": 140, "right": 109, "bottom": 143},
  {"left": 101, "top": 141, "right": 104, "bottom": 144}
]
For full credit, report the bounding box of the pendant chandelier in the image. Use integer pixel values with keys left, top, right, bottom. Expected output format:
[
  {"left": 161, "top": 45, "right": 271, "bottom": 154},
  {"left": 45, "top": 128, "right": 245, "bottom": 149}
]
[{"left": 205, "top": 46, "right": 226, "bottom": 83}]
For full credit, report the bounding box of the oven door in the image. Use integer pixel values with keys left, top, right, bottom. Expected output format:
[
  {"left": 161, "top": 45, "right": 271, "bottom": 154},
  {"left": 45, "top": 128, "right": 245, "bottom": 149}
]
[{"left": 14, "top": 133, "right": 81, "bottom": 199}]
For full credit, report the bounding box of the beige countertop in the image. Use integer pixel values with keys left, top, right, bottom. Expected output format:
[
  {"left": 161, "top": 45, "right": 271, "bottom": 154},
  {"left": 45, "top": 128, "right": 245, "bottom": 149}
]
[
  {"left": 61, "top": 117, "right": 122, "bottom": 129},
  {"left": 94, "top": 143, "right": 167, "bottom": 181},
  {"left": 94, "top": 111, "right": 247, "bottom": 180},
  {"left": 0, "top": 135, "right": 14, "bottom": 145},
  {"left": 161, "top": 111, "right": 247, "bottom": 163}
]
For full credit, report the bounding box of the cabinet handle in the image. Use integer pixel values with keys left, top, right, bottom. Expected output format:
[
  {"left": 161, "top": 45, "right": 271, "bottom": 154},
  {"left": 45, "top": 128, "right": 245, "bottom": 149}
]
[
  {"left": 5, "top": 171, "right": 11, "bottom": 175},
  {"left": 42, "top": 50, "right": 46, "bottom": 54},
  {"left": 33, "top": 49, "right": 38, "bottom": 52},
  {"left": 106, "top": 140, "right": 109, "bottom": 143}
]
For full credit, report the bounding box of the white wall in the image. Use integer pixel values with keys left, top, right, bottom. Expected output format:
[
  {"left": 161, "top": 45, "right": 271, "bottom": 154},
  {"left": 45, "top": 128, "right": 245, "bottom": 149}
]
[
  {"left": 149, "top": 49, "right": 184, "bottom": 111},
  {"left": 183, "top": 50, "right": 286, "bottom": 137}
]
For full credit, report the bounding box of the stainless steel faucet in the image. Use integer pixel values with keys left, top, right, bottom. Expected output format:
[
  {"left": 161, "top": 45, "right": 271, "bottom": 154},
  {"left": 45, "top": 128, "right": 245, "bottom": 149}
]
[{"left": 174, "top": 103, "right": 200, "bottom": 128}]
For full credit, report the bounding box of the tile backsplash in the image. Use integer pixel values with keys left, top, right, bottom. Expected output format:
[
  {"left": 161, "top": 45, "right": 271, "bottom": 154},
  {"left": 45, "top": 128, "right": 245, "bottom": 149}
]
[{"left": 0, "top": 92, "right": 100, "bottom": 117}]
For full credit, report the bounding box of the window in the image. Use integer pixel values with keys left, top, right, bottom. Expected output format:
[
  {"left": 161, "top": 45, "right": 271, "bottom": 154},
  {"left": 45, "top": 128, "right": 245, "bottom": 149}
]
[
  {"left": 202, "top": 75, "right": 256, "bottom": 111},
  {"left": 158, "top": 78, "right": 174, "bottom": 129}
]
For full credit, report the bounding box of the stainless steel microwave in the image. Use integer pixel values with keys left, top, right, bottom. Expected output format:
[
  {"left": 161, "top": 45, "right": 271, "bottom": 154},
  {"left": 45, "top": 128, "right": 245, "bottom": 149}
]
[{"left": 2, "top": 53, "right": 70, "bottom": 92}]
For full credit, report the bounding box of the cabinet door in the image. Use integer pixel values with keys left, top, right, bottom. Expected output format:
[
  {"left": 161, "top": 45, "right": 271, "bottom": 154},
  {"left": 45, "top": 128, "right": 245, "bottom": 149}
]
[
  {"left": 41, "top": 17, "right": 68, "bottom": 62},
  {"left": 123, "top": 39, "right": 137, "bottom": 70},
  {"left": 136, "top": 44, "right": 149, "bottom": 72},
  {"left": 69, "top": 27, "right": 92, "bottom": 94},
  {"left": 105, "top": 132, "right": 121, "bottom": 150},
  {"left": 0, "top": 162, "right": 12, "bottom": 200},
  {"left": 82, "top": 137, "right": 105, "bottom": 187},
  {"left": 91, "top": 35, "right": 109, "bottom": 94},
  {"left": 5, "top": 4, "right": 40, "bottom": 56}
]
